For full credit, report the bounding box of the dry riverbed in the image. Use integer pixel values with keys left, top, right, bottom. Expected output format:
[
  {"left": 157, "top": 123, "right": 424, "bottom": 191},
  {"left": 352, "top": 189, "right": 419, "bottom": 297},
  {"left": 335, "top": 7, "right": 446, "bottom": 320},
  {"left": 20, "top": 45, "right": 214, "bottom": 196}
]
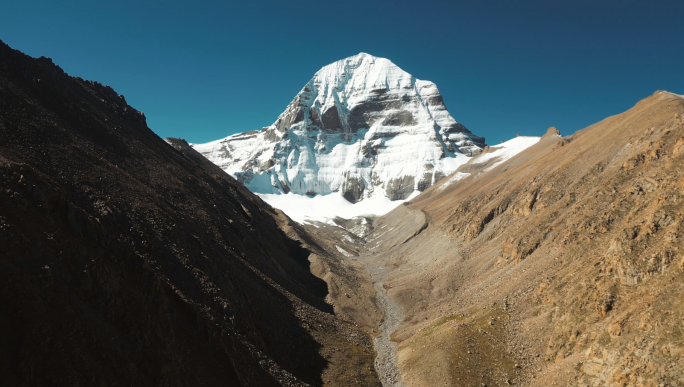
[{"left": 358, "top": 256, "right": 406, "bottom": 387}]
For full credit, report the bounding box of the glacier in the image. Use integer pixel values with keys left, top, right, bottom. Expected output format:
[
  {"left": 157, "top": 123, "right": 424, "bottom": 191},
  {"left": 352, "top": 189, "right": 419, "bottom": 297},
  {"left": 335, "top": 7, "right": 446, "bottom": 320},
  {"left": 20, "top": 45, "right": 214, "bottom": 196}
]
[{"left": 193, "top": 53, "right": 487, "bottom": 221}]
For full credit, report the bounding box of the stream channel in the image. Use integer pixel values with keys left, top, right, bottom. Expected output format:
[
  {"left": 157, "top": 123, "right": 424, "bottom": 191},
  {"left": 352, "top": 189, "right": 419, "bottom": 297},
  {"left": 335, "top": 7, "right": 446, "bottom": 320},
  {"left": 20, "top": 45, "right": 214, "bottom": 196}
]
[{"left": 358, "top": 256, "right": 406, "bottom": 387}]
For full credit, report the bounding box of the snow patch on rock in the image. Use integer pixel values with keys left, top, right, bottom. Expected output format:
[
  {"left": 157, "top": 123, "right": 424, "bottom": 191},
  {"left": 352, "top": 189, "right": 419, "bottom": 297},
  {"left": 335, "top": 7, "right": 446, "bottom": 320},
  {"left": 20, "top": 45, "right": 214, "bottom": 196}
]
[
  {"left": 437, "top": 136, "right": 540, "bottom": 192},
  {"left": 477, "top": 136, "right": 541, "bottom": 171},
  {"left": 657, "top": 91, "right": 684, "bottom": 100},
  {"left": 335, "top": 245, "right": 353, "bottom": 257},
  {"left": 437, "top": 172, "right": 471, "bottom": 192}
]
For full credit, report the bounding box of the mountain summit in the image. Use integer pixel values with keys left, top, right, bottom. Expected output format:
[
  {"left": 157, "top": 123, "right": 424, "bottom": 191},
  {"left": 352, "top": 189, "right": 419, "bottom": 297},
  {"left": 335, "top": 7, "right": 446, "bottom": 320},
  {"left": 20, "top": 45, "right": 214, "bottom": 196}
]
[{"left": 193, "top": 53, "right": 486, "bottom": 204}]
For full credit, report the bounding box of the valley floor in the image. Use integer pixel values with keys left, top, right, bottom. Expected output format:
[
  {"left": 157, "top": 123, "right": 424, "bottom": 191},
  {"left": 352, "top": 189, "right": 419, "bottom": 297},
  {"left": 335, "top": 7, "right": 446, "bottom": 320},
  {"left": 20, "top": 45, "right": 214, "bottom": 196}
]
[{"left": 359, "top": 256, "right": 405, "bottom": 387}]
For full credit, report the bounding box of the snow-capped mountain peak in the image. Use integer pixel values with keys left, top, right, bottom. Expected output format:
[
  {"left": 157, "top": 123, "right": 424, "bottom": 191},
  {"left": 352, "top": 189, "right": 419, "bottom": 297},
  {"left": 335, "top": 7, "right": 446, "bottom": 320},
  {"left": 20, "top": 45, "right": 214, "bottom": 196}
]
[{"left": 193, "top": 53, "right": 486, "bottom": 212}]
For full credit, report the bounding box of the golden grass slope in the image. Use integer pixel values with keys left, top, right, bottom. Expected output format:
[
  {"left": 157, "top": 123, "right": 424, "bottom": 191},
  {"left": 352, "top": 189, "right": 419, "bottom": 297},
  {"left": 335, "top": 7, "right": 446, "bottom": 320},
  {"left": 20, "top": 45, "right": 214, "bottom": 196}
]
[{"left": 366, "top": 91, "right": 684, "bottom": 386}]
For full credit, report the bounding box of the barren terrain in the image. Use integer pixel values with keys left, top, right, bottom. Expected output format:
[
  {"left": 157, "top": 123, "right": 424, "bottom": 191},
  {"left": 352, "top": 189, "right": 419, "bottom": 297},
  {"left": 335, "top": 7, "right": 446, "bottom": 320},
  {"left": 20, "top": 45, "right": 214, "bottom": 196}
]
[{"left": 304, "top": 92, "right": 684, "bottom": 386}]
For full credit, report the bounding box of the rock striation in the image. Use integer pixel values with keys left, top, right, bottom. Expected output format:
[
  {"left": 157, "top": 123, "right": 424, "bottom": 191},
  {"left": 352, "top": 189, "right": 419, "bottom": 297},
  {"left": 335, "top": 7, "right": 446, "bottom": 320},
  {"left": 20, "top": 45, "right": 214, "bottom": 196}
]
[{"left": 193, "top": 53, "right": 485, "bottom": 202}]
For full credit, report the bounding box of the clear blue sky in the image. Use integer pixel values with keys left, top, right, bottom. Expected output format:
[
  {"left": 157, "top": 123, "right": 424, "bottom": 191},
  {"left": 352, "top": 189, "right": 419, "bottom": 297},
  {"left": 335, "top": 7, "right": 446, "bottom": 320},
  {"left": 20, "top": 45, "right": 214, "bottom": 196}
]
[{"left": 2, "top": 0, "right": 683, "bottom": 144}]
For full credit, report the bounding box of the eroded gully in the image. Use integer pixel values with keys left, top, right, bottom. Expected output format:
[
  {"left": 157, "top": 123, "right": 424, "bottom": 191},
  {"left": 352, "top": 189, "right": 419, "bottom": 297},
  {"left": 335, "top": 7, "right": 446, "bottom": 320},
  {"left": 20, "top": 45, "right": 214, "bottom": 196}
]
[{"left": 358, "top": 255, "right": 406, "bottom": 387}]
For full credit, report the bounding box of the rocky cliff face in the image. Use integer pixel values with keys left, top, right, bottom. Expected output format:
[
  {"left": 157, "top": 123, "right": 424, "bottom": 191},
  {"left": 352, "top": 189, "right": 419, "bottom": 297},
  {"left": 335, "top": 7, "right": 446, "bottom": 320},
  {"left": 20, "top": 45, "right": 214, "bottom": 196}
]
[
  {"left": 193, "top": 53, "right": 485, "bottom": 202},
  {"left": 0, "top": 40, "right": 379, "bottom": 387}
]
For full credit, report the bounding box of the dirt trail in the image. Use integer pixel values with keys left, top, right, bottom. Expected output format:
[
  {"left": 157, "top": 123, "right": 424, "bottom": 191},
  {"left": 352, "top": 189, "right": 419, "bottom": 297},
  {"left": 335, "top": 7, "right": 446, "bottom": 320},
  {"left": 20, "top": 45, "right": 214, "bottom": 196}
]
[{"left": 359, "top": 257, "right": 406, "bottom": 387}]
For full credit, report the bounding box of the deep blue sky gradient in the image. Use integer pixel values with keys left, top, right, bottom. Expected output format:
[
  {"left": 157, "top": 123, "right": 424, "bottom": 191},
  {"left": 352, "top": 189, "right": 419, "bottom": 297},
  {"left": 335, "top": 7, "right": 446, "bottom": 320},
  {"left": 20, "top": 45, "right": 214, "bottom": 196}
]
[{"left": 2, "top": 0, "right": 683, "bottom": 144}]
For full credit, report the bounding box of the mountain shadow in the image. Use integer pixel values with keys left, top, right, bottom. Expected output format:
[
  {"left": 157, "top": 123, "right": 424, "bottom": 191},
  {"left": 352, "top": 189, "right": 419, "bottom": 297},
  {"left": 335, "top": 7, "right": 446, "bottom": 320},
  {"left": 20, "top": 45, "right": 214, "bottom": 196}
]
[{"left": 0, "top": 40, "right": 378, "bottom": 387}]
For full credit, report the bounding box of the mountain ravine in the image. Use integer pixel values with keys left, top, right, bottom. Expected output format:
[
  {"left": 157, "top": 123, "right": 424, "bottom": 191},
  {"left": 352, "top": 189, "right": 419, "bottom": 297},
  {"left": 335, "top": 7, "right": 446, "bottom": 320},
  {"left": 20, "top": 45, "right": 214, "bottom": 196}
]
[
  {"left": 304, "top": 91, "right": 684, "bottom": 386},
  {"left": 3, "top": 39, "right": 684, "bottom": 387}
]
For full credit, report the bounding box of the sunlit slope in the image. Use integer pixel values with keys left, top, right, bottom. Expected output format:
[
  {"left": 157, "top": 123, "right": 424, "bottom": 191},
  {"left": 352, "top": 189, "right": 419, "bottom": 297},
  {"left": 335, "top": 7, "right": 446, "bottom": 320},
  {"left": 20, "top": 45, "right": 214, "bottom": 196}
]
[{"left": 365, "top": 91, "right": 684, "bottom": 386}]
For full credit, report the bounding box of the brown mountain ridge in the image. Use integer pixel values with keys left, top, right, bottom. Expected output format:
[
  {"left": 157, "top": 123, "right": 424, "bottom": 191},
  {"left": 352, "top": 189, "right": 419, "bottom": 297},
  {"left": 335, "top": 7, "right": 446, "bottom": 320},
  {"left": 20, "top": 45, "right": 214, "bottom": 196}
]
[{"left": 318, "top": 90, "right": 684, "bottom": 386}]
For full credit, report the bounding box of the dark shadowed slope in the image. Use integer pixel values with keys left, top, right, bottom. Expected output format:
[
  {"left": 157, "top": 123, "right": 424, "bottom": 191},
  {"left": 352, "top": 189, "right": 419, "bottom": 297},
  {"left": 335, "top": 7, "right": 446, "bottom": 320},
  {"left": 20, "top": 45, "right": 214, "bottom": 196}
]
[{"left": 0, "top": 40, "right": 379, "bottom": 387}]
